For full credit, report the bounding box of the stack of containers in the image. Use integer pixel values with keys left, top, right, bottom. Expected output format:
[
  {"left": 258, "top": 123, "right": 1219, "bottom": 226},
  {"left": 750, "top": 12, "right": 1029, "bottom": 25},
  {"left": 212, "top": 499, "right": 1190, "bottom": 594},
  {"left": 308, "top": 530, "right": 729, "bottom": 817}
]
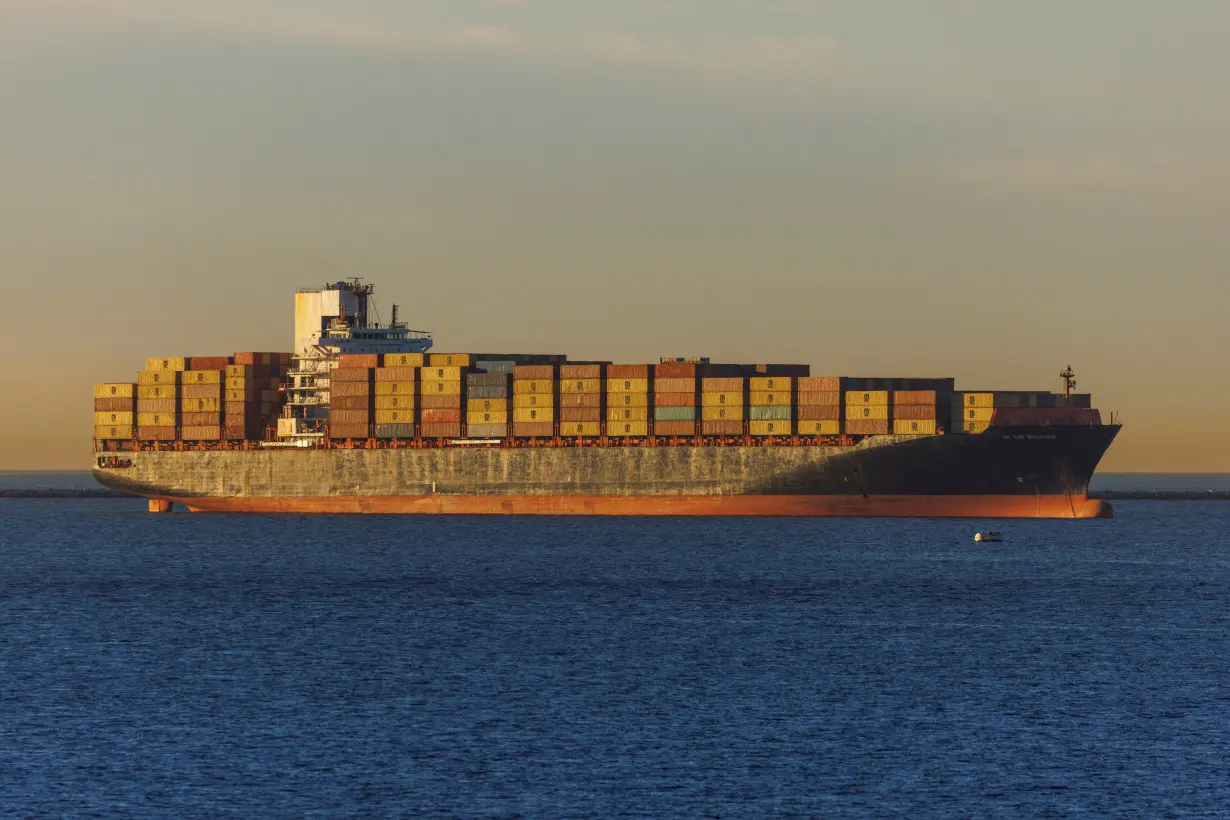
[
  {"left": 845, "top": 386, "right": 890, "bottom": 435},
  {"left": 328, "top": 354, "right": 376, "bottom": 439},
  {"left": 954, "top": 392, "right": 994, "bottom": 434},
  {"left": 374, "top": 358, "right": 417, "bottom": 439},
  {"left": 512, "top": 364, "right": 556, "bottom": 438},
  {"left": 421, "top": 358, "right": 464, "bottom": 438},
  {"left": 749, "top": 376, "right": 793, "bottom": 436},
  {"left": 137, "top": 357, "right": 184, "bottom": 441},
  {"left": 653, "top": 362, "right": 698, "bottom": 437},
  {"left": 180, "top": 358, "right": 226, "bottom": 441},
  {"left": 559, "top": 364, "right": 603, "bottom": 437},
  {"left": 796, "top": 377, "right": 841, "bottom": 436},
  {"left": 94, "top": 382, "right": 135, "bottom": 441},
  {"left": 700, "top": 374, "right": 743, "bottom": 436},
  {"left": 467, "top": 364, "right": 512, "bottom": 439},
  {"left": 892, "top": 390, "right": 939, "bottom": 435},
  {"left": 225, "top": 352, "right": 289, "bottom": 440},
  {"left": 605, "top": 365, "right": 650, "bottom": 437}
]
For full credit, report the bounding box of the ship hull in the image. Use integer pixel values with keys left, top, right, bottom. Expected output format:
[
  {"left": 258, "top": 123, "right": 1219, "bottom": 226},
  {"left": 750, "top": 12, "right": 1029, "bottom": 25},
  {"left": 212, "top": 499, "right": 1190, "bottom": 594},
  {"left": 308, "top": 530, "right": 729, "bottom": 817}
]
[{"left": 93, "top": 425, "right": 1120, "bottom": 518}]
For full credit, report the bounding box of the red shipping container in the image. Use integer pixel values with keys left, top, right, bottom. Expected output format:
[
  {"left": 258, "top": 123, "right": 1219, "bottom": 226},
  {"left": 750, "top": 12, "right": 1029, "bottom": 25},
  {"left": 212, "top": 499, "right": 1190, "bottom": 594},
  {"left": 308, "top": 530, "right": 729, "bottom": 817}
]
[
  {"left": 330, "top": 410, "right": 371, "bottom": 425},
  {"left": 188, "top": 356, "right": 230, "bottom": 370},
  {"left": 607, "top": 364, "right": 649, "bottom": 379},
  {"left": 702, "top": 420, "right": 743, "bottom": 436},
  {"left": 512, "top": 421, "right": 553, "bottom": 437},
  {"left": 654, "top": 378, "right": 696, "bottom": 393},
  {"left": 513, "top": 365, "right": 555, "bottom": 380},
  {"left": 654, "top": 392, "right": 696, "bottom": 407},
  {"left": 654, "top": 420, "right": 695, "bottom": 436},
  {"left": 701, "top": 378, "right": 742, "bottom": 392},
  {"left": 137, "top": 399, "right": 177, "bottom": 414},
  {"left": 420, "top": 422, "right": 462, "bottom": 438},
  {"left": 893, "top": 404, "right": 937, "bottom": 421},
  {"left": 232, "top": 352, "right": 283, "bottom": 366},
  {"left": 339, "top": 354, "right": 379, "bottom": 369},
  {"left": 655, "top": 363, "right": 696, "bottom": 378},
  {"left": 94, "top": 397, "right": 134, "bottom": 412},
  {"left": 799, "top": 377, "right": 842, "bottom": 393},
  {"left": 331, "top": 367, "right": 372, "bottom": 382},
  {"left": 559, "top": 393, "right": 601, "bottom": 408},
  {"left": 560, "top": 364, "right": 602, "bottom": 379},
  {"left": 329, "top": 423, "right": 370, "bottom": 439},
  {"left": 330, "top": 396, "right": 371, "bottom": 410},
  {"left": 845, "top": 419, "right": 889, "bottom": 435},
  {"left": 421, "top": 408, "right": 461, "bottom": 424},
  {"left": 560, "top": 407, "right": 601, "bottom": 422},
  {"left": 797, "top": 405, "right": 841, "bottom": 421},
  {"left": 797, "top": 391, "right": 841, "bottom": 406},
  {"left": 137, "top": 427, "right": 177, "bottom": 441},
  {"left": 182, "top": 412, "right": 221, "bottom": 426},
  {"left": 420, "top": 394, "right": 461, "bottom": 409}
]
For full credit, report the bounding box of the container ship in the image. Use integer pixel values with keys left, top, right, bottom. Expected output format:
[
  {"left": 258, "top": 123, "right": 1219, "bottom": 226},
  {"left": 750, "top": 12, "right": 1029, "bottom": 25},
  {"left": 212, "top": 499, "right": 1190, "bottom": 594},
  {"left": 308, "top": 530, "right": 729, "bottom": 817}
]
[{"left": 92, "top": 281, "right": 1120, "bottom": 518}]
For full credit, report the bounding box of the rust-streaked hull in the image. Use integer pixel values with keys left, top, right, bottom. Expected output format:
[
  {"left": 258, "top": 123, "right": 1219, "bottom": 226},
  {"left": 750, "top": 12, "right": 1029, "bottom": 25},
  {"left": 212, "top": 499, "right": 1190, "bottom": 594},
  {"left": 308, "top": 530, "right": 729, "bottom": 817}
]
[{"left": 164, "top": 493, "right": 1111, "bottom": 518}]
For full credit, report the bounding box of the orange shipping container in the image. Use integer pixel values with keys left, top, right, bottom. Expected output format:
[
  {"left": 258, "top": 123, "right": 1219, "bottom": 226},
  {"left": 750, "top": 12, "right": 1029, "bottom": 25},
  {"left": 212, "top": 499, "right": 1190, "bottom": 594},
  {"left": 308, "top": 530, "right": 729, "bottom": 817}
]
[
  {"left": 560, "top": 364, "right": 602, "bottom": 379},
  {"left": 654, "top": 392, "right": 696, "bottom": 408},
  {"left": 375, "top": 366, "right": 417, "bottom": 382},
  {"left": 330, "top": 410, "right": 370, "bottom": 425},
  {"left": 136, "top": 399, "right": 177, "bottom": 414},
  {"left": 512, "top": 421, "right": 553, "bottom": 437},
  {"left": 893, "top": 390, "right": 938, "bottom": 405},
  {"left": 893, "top": 404, "right": 937, "bottom": 421},
  {"left": 701, "top": 378, "right": 742, "bottom": 393},
  {"left": 181, "top": 426, "right": 221, "bottom": 441},
  {"left": 331, "top": 381, "right": 371, "bottom": 397},
  {"left": 420, "top": 394, "right": 462, "bottom": 409},
  {"left": 182, "top": 412, "right": 221, "bottom": 426},
  {"left": 513, "top": 365, "right": 555, "bottom": 380},
  {"left": 606, "top": 364, "right": 649, "bottom": 379},
  {"left": 331, "top": 367, "right": 372, "bottom": 383},
  {"left": 95, "top": 397, "right": 134, "bottom": 412},
  {"left": 329, "top": 423, "right": 370, "bottom": 439},
  {"left": 701, "top": 420, "right": 742, "bottom": 436},
  {"left": 797, "top": 391, "right": 841, "bottom": 406},
  {"left": 797, "top": 405, "right": 841, "bottom": 421},
  {"left": 655, "top": 363, "right": 696, "bottom": 378},
  {"left": 654, "top": 378, "right": 695, "bottom": 394},
  {"left": 560, "top": 407, "right": 602, "bottom": 422},
  {"left": 798, "top": 377, "right": 841, "bottom": 392},
  {"left": 655, "top": 421, "right": 695, "bottom": 437},
  {"left": 420, "top": 422, "right": 462, "bottom": 438},
  {"left": 137, "top": 426, "right": 177, "bottom": 441},
  {"left": 559, "top": 393, "right": 601, "bottom": 408},
  {"left": 338, "top": 354, "right": 379, "bottom": 369},
  {"left": 188, "top": 356, "right": 230, "bottom": 370},
  {"left": 513, "top": 379, "right": 555, "bottom": 395},
  {"left": 421, "top": 409, "right": 461, "bottom": 424},
  {"left": 182, "top": 384, "right": 222, "bottom": 399},
  {"left": 846, "top": 419, "right": 889, "bottom": 435}
]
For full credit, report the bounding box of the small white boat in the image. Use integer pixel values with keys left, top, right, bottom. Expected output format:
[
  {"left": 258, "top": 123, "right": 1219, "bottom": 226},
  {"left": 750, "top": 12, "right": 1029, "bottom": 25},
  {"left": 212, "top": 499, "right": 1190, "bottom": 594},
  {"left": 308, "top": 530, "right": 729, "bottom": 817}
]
[{"left": 974, "top": 531, "right": 1002, "bottom": 543}]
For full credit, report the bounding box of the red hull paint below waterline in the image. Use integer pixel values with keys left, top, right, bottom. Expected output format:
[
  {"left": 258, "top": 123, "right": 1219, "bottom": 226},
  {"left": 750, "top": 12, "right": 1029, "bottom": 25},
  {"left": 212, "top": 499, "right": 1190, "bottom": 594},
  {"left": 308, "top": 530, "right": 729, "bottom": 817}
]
[{"left": 158, "top": 494, "right": 1113, "bottom": 519}]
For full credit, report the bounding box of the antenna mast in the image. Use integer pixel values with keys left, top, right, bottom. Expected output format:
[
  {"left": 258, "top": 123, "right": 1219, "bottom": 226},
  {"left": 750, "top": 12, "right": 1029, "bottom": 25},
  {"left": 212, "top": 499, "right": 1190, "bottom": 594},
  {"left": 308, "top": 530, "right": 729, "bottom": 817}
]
[{"left": 1059, "top": 365, "right": 1077, "bottom": 398}]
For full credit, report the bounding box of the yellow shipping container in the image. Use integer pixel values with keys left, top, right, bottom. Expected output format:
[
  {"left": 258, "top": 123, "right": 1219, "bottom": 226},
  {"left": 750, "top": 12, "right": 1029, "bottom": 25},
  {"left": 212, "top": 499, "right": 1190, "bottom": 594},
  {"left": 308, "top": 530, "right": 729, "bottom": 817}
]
[
  {"left": 605, "top": 391, "right": 649, "bottom": 408},
  {"left": 467, "top": 410, "right": 509, "bottom": 425},
  {"left": 181, "top": 370, "right": 222, "bottom": 385},
  {"left": 421, "top": 380, "right": 462, "bottom": 395},
  {"left": 94, "top": 411, "right": 134, "bottom": 426},
  {"left": 513, "top": 393, "right": 553, "bottom": 409},
  {"left": 962, "top": 393, "right": 994, "bottom": 408},
  {"left": 606, "top": 407, "right": 650, "bottom": 422},
  {"left": 182, "top": 397, "right": 222, "bottom": 412},
  {"left": 145, "top": 357, "right": 187, "bottom": 372},
  {"left": 845, "top": 390, "right": 889, "bottom": 407},
  {"left": 513, "top": 407, "right": 555, "bottom": 423},
  {"left": 421, "top": 366, "right": 462, "bottom": 382},
  {"left": 749, "top": 377, "right": 791, "bottom": 392},
  {"left": 137, "top": 384, "right": 179, "bottom": 400},
  {"left": 513, "top": 379, "right": 555, "bottom": 395},
  {"left": 375, "top": 409, "right": 414, "bottom": 424},
  {"left": 963, "top": 407, "right": 994, "bottom": 422},
  {"left": 469, "top": 398, "right": 508, "bottom": 413},
  {"left": 137, "top": 412, "right": 177, "bottom": 426},
  {"left": 749, "top": 391, "right": 790, "bottom": 407},
  {"left": 559, "top": 378, "right": 602, "bottom": 394},
  {"left": 750, "top": 420, "right": 793, "bottom": 436},
  {"left": 608, "top": 421, "right": 649, "bottom": 437},
  {"left": 94, "top": 425, "right": 133, "bottom": 440},
  {"left": 846, "top": 405, "right": 889, "bottom": 421},
  {"left": 963, "top": 420, "right": 991, "bottom": 434},
  {"left": 561, "top": 422, "right": 601, "bottom": 437},
  {"left": 374, "top": 381, "right": 416, "bottom": 396},
  {"left": 893, "top": 419, "right": 937, "bottom": 436},
  {"left": 702, "top": 406, "right": 744, "bottom": 421},
  {"left": 137, "top": 370, "right": 180, "bottom": 386},
  {"left": 375, "top": 395, "right": 416, "bottom": 410},
  {"left": 94, "top": 383, "right": 135, "bottom": 399},
  {"left": 798, "top": 420, "right": 840, "bottom": 436},
  {"left": 608, "top": 378, "right": 648, "bottom": 393},
  {"left": 429, "top": 353, "right": 470, "bottom": 367},
  {"left": 701, "top": 392, "right": 742, "bottom": 407},
  {"left": 383, "top": 353, "right": 425, "bottom": 368}
]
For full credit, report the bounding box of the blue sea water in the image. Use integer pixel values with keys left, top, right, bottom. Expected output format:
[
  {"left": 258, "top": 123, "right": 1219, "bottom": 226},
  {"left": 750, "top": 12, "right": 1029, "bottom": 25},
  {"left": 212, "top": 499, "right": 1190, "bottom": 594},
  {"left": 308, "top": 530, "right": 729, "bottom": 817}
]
[{"left": 1, "top": 494, "right": 1229, "bottom": 817}]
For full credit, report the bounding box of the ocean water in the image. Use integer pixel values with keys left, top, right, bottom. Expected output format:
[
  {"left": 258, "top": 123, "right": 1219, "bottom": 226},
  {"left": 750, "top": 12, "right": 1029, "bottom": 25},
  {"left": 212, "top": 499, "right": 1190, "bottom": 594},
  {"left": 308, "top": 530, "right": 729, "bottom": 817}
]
[{"left": 1, "top": 496, "right": 1228, "bottom": 817}]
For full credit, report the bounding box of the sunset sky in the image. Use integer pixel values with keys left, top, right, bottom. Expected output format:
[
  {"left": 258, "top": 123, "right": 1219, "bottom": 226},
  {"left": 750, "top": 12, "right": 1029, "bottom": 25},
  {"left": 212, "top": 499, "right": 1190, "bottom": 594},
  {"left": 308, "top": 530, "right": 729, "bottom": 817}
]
[{"left": 2, "top": 1, "right": 1228, "bottom": 471}]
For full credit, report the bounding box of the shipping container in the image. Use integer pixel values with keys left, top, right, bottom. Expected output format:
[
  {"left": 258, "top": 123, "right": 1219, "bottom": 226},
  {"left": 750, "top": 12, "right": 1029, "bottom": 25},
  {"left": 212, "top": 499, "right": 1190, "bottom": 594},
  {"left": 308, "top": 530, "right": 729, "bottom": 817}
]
[
  {"left": 187, "top": 356, "right": 230, "bottom": 370},
  {"left": 749, "top": 391, "right": 790, "bottom": 407},
  {"left": 894, "top": 419, "right": 938, "bottom": 435},
  {"left": 796, "top": 391, "right": 842, "bottom": 406},
  {"left": 94, "top": 425, "right": 133, "bottom": 440},
  {"left": 136, "top": 398, "right": 177, "bottom": 414},
  {"left": 654, "top": 392, "right": 696, "bottom": 408},
  {"left": 331, "top": 381, "right": 371, "bottom": 397},
  {"left": 798, "top": 376, "right": 842, "bottom": 393},
  {"left": 330, "top": 410, "right": 371, "bottom": 426},
  {"left": 93, "top": 411, "right": 134, "bottom": 426},
  {"left": 382, "top": 353, "right": 425, "bottom": 367},
  {"left": 749, "top": 420, "right": 792, "bottom": 436},
  {"left": 182, "top": 384, "right": 222, "bottom": 400},
  {"left": 845, "top": 390, "right": 889, "bottom": 407},
  {"left": 182, "top": 397, "right": 222, "bottom": 413},
  {"left": 513, "top": 393, "right": 553, "bottom": 409},
  {"left": 422, "top": 366, "right": 463, "bottom": 382},
  {"left": 607, "top": 364, "right": 649, "bottom": 379},
  {"left": 180, "top": 370, "right": 222, "bottom": 385},
  {"left": 374, "top": 395, "right": 415, "bottom": 410},
  {"left": 893, "top": 404, "right": 937, "bottom": 421},
  {"left": 561, "top": 422, "right": 601, "bottom": 437},
  {"left": 330, "top": 396, "right": 371, "bottom": 410},
  {"left": 467, "top": 371, "right": 510, "bottom": 387},
  {"left": 845, "top": 418, "right": 889, "bottom": 435},
  {"left": 606, "top": 407, "right": 650, "bottom": 422},
  {"left": 560, "top": 407, "right": 602, "bottom": 422},
  {"left": 337, "top": 354, "right": 379, "bottom": 369},
  {"left": 429, "top": 353, "right": 471, "bottom": 367},
  {"left": 607, "top": 421, "right": 649, "bottom": 437},
  {"left": 420, "top": 394, "right": 462, "bottom": 409},
  {"left": 225, "top": 364, "right": 269, "bottom": 379},
  {"left": 145, "top": 357, "right": 186, "bottom": 372},
  {"left": 654, "top": 407, "right": 696, "bottom": 422},
  {"left": 513, "top": 379, "right": 555, "bottom": 395},
  {"left": 963, "top": 420, "right": 991, "bottom": 434},
  {"left": 511, "top": 422, "right": 553, "bottom": 438},
  {"left": 466, "top": 386, "right": 510, "bottom": 400},
  {"left": 233, "top": 352, "right": 288, "bottom": 366},
  {"left": 749, "top": 377, "right": 792, "bottom": 392},
  {"left": 137, "top": 370, "right": 181, "bottom": 386},
  {"left": 474, "top": 360, "right": 516, "bottom": 374},
  {"left": 375, "top": 408, "right": 414, "bottom": 425},
  {"left": 701, "top": 406, "right": 743, "bottom": 421},
  {"left": 370, "top": 367, "right": 415, "bottom": 384},
  {"left": 421, "top": 409, "right": 461, "bottom": 424},
  {"left": 374, "top": 423, "right": 416, "bottom": 438},
  {"left": 701, "top": 377, "right": 742, "bottom": 393},
  {"left": 137, "top": 412, "right": 177, "bottom": 427},
  {"left": 559, "top": 393, "right": 601, "bottom": 408},
  {"left": 137, "top": 385, "right": 179, "bottom": 400},
  {"left": 329, "top": 423, "right": 370, "bottom": 439},
  {"left": 960, "top": 392, "right": 994, "bottom": 409},
  {"left": 513, "top": 365, "right": 555, "bottom": 380},
  {"left": 469, "top": 398, "right": 508, "bottom": 413},
  {"left": 93, "top": 382, "right": 136, "bottom": 399},
  {"left": 654, "top": 420, "right": 695, "bottom": 437},
  {"left": 608, "top": 378, "right": 649, "bottom": 393},
  {"left": 701, "top": 420, "right": 743, "bottom": 436},
  {"left": 655, "top": 363, "right": 696, "bottom": 378},
  {"left": 847, "top": 405, "right": 889, "bottom": 421},
  {"left": 560, "top": 378, "right": 602, "bottom": 394},
  {"left": 331, "top": 367, "right": 372, "bottom": 383},
  {"left": 798, "top": 420, "right": 840, "bottom": 436},
  {"left": 94, "top": 397, "right": 135, "bottom": 412},
  {"left": 796, "top": 404, "right": 841, "bottom": 421},
  {"left": 467, "top": 410, "right": 509, "bottom": 425},
  {"left": 181, "top": 426, "right": 222, "bottom": 441},
  {"left": 963, "top": 407, "right": 995, "bottom": 422},
  {"left": 422, "top": 380, "right": 463, "bottom": 396},
  {"left": 374, "top": 381, "right": 415, "bottom": 396},
  {"left": 749, "top": 406, "right": 792, "bottom": 421},
  {"left": 893, "top": 390, "right": 938, "bottom": 405},
  {"left": 654, "top": 378, "right": 696, "bottom": 394},
  {"left": 513, "top": 407, "right": 555, "bottom": 423},
  {"left": 136, "top": 426, "right": 177, "bottom": 441},
  {"left": 467, "top": 423, "right": 508, "bottom": 439},
  {"left": 560, "top": 364, "right": 602, "bottom": 380},
  {"left": 181, "top": 412, "right": 221, "bottom": 426},
  {"left": 606, "top": 392, "right": 649, "bottom": 407},
  {"left": 701, "top": 392, "right": 741, "bottom": 406}
]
